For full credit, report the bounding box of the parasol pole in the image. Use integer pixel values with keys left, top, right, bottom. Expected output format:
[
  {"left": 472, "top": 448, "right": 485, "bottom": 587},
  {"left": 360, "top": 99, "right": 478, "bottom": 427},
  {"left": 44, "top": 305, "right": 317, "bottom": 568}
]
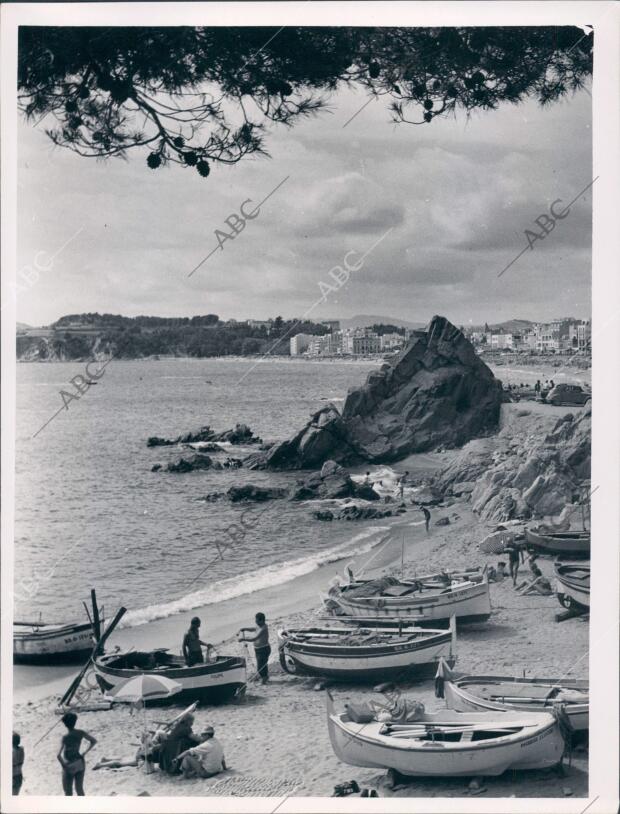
[{"left": 401, "top": 536, "right": 405, "bottom": 579}]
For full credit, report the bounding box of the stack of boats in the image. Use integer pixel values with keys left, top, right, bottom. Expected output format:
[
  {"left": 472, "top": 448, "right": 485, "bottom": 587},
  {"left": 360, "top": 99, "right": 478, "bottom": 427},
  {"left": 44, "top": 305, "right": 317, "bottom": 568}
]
[
  {"left": 326, "top": 658, "right": 589, "bottom": 779},
  {"left": 319, "top": 562, "right": 590, "bottom": 781}
]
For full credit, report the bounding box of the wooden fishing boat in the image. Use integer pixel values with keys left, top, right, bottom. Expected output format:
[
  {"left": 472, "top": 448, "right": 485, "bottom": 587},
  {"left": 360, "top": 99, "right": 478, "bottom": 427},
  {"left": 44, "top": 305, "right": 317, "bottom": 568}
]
[
  {"left": 441, "top": 671, "right": 589, "bottom": 732},
  {"left": 326, "top": 691, "right": 565, "bottom": 777},
  {"left": 323, "top": 572, "right": 491, "bottom": 624},
  {"left": 13, "top": 620, "right": 96, "bottom": 664},
  {"left": 278, "top": 618, "right": 456, "bottom": 681},
  {"left": 525, "top": 527, "right": 590, "bottom": 557},
  {"left": 93, "top": 649, "right": 247, "bottom": 704},
  {"left": 554, "top": 562, "right": 590, "bottom": 612}
]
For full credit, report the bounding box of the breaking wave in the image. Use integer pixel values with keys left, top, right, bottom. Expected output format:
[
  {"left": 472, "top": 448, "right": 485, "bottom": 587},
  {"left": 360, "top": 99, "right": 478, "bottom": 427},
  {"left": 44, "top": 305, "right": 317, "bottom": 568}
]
[{"left": 120, "top": 525, "right": 390, "bottom": 629}]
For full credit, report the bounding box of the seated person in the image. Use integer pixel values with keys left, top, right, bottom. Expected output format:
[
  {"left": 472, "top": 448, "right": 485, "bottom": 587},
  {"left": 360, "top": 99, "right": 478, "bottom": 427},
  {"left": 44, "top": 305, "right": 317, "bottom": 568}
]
[
  {"left": 158, "top": 714, "right": 201, "bottom": 775},
  {"left": 516, "top": 565, "right": 553, "bottom": 595},
  {"left": 371, "top": 684, "right": 425, "bottom": 723},
  {"left": 486, "top": 565, "right": 498, "bottom": 582},
  {"left": 174, "top": 726, "right": 226, "bottom": 779}
]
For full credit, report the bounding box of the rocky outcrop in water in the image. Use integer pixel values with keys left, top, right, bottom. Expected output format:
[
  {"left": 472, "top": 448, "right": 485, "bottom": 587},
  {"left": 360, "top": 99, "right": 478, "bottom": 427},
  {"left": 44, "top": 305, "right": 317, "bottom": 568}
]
[
  {"left": 227, "top": 484, "right": 289, "bottom": 502},
  {"left": 314, "top": 504, "right": 406, "bottom": 521},
  {"left": 162, "top": 453, "right": 220, "bottom": 473},
  {"left": 244, "top": 316, "right": 502, "bottom": 470},
  {"left": 437, "top": 405, "right": 591, "bottom": 522},
  {"left": 289, "top": 460, "right": 381, "bottom": 502},
  {"left": 148, "top": 423, "right": 262, "bottom": 448}
]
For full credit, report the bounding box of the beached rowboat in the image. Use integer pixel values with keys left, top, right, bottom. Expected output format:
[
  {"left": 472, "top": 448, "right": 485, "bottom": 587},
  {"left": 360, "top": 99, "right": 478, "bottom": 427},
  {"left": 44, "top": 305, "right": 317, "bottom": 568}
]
[
  {"left": 441, "top": 671, "right": 588, "bottom": 732},
  {"left": 524, "top": 528, "right": 590, "bottom": 557},
  {"left": 324, "top": 572, "right": 491, "bottom": 624},
  {"left": 93, "top": 649, "right": 246, "bottom": 704},
  {"left": 554, "top": 562, "right": 590, "bottom": 612},
  {"left": 13, "top": 620, "right": 96, "bottom": 664},
  {"left": 326, "top": 691, "right": 565, "bottom": 777},
  {"left": 278, "top": 618, "right": 456, "bottom": 681}
]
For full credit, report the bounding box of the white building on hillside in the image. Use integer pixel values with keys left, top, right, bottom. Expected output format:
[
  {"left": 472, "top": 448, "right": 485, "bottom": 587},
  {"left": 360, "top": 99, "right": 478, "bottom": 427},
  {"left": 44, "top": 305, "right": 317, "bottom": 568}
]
[{"left": 290, "top": 333, "right": 314, "bottom": 355}]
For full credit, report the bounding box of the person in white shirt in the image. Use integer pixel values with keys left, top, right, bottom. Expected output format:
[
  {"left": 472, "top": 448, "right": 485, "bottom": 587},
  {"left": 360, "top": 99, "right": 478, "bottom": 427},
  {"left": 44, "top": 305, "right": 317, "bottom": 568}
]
[{"left": 176, "top": 727, "right": 226, "bottom": 779}]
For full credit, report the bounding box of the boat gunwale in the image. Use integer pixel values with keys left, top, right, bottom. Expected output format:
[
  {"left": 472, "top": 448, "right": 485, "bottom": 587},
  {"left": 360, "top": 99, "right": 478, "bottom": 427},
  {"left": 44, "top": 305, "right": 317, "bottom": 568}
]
[
  {"left": 336, "top": 581, "right": 489, "bottom": 610},
  {"left": 445, "top": 680, "right": 589, "bottom": 714},
  {"left": 279, "top": 630, "right": 451, "bottom": 654},
  {"left": 95, "top": 654, "right": 246, "bottom": 679}
]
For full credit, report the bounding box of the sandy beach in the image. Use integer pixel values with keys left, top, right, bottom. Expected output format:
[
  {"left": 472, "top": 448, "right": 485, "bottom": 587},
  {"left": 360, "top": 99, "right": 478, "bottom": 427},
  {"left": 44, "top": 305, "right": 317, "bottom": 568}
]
[{"left": 13, "top": 503, "right": 589, "bottom": 799}]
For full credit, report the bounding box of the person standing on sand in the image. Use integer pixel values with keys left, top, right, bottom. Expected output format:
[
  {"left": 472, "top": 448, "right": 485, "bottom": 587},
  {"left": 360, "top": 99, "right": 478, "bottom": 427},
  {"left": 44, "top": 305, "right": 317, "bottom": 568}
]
[
  {"left": 419, "top": 506, "right": 431, "bottom": 533},
  {"left": 239, "top": 612, "right": 271, "bottom": 684},
  {"left": 182, "top": 617, "right": 212, "bottom": 667},
  {"left": 503, "top": 540, "right": 524, "bottom": 586},
  {"left": 57, "top": 712, "right": 97, "bottom": 796},
  {"left": 13, "top": 732, "right": 24, "bottom": 795}
]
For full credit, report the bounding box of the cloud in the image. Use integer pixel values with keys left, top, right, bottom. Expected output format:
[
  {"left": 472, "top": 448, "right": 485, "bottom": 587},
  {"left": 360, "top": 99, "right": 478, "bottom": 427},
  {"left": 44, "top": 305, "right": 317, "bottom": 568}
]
[{"left": 15, "top": 78, "right": 591, "bottom": 326}]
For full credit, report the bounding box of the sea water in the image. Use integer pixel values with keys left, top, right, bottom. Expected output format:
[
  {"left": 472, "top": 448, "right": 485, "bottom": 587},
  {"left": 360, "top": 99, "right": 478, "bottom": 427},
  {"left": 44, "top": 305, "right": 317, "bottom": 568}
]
[{"left": 14, "top": 357, "right": 385, "bottom": 628}]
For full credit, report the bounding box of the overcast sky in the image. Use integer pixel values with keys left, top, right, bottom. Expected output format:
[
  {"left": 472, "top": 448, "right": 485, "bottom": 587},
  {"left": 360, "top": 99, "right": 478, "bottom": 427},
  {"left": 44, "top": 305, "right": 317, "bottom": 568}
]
[{"left": 17, "top": 72, "right": 592, "bottom": 327}]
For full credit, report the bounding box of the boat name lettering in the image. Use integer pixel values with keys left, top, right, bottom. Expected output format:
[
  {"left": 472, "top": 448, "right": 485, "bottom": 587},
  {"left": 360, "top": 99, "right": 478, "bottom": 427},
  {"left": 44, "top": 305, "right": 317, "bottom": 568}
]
[{"left": 520, "top": 727, "right": 552, "bottom": 747}]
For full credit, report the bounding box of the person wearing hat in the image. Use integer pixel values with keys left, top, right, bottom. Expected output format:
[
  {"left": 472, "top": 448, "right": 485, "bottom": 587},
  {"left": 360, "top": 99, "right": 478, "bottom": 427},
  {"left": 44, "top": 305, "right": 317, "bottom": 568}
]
[
  {"left": 182, "top": 617, "right": 212, "bottom": 667},
  {"left": 176, "top": 726, "right": 226, "bottom": 779}
]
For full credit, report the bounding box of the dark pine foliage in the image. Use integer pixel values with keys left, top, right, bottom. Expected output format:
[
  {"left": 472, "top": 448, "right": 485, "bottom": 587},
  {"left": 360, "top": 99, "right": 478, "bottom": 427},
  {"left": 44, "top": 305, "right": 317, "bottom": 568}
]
[{"left": 18, "top": 26, "right": 592, "bottom": 176}]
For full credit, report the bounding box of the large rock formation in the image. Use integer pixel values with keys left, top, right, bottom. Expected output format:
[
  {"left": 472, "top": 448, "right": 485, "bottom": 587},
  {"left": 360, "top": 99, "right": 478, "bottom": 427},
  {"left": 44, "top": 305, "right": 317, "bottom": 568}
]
[
  {"left": 436, "top": 405, "right": 591, "bottom": 522},
  {"left": 246, "top": 316, "right": 502, "bottom": 470}
]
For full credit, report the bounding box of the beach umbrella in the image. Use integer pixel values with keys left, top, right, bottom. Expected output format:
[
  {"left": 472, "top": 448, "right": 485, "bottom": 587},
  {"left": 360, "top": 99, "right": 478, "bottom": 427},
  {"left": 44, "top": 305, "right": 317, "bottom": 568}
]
[
  {"left": 104, "top": 674, "right": 182, "bottom": 703},
  {"left": 105, "top": 675, "right": 183, "bottom": 774}
]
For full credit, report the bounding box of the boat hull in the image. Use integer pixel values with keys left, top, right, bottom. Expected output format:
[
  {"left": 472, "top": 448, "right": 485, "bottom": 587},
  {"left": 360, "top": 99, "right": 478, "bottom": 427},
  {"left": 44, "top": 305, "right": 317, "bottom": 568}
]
[
  {"left": 554, "top": 564, "right": 590, "bottom": 612},
  {"left": 444, "top": 679, "right": 589, "bottom": 732},
  {"left": 280, "top": 629, "right": 454, "bottom": 681},
  {"left": 327, "top": 701, "right": 564, "bottom": 777},
  {"left": 328, "top": 580, "right": 491, "bottom": 624},
  {"left": 525, "top": 528, "right": 590, "bottom": 557},
  {"left": 94, "top": 656, "right": 247, "bottom": 704},
  {"left": 13, "top": 622, "right": 95, "bottom": 664}
]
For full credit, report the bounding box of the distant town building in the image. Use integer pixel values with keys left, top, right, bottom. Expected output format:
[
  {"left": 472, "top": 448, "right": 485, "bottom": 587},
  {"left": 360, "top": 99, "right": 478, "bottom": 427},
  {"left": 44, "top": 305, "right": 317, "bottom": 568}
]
[
  {"left": 290, "top": 333, "right": 314, "bottom": 355},
  {"left": 246, "top": 319, "right": 272, "bottom": 331},
  {"left": 380, "top": 332, "right": 405, "bottom": 351},
  {"left": 577, "top": 319, "right": 591, "bottom": 352},
  {"left": 352, "top": 334, "right": 381, "bottom": 355}
]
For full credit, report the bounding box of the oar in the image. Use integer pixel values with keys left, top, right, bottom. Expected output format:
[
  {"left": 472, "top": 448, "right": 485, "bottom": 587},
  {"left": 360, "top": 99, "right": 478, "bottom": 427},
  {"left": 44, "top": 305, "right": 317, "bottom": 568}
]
[
  {"left": 385, "top": 723, "right": 525, "bottom": 733},
  {"left": 385, "top": 719, "right": 534, "bottom": 729},
  {"left": 91, "top": 588, "right": 102, "bottom": 642},
  {"left": 60, "top": 606, "right": 126, "bottom": 707}
]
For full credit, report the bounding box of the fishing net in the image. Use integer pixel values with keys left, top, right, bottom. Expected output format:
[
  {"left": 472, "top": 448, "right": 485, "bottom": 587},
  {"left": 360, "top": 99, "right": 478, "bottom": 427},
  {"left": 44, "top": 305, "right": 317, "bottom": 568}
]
[{"left": 205, "top": 775, "right": 302, "bottom": 796}]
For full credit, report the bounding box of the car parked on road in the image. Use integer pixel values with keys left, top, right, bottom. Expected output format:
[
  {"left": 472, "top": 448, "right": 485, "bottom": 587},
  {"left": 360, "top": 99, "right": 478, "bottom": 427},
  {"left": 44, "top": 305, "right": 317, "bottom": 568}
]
[{"left": 543, "top": 383, "right": 591, "bottom": 406}]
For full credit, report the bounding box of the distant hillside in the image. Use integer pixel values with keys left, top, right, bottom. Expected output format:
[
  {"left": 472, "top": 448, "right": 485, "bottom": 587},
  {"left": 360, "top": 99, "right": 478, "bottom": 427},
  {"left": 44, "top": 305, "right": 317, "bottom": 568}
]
[
  {"left": 468, "top": 319, "right": 535, "bottom": 333},
  {"left": 15, "top": 312, "right": 329, "bottom": 362},
  {"left": 489, "top": 319, "right": 535, "bottom": 333},
  {"left": 339, "top": 314, "right": 426, "bottom": 331}
]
